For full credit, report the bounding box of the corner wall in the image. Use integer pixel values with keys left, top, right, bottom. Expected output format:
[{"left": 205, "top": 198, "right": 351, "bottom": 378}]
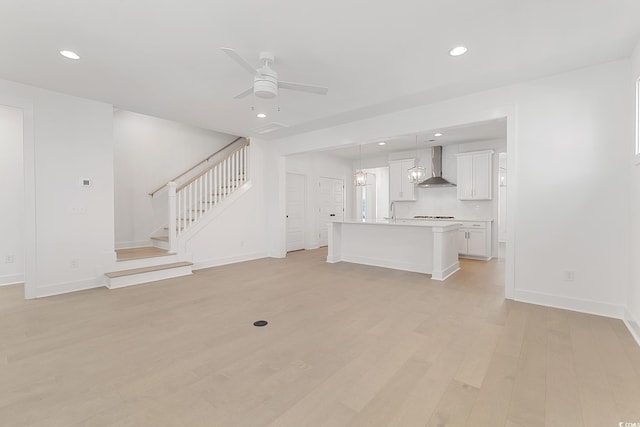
[
  {"left": 627, "top": 40, "right": 640, "bottom": 343},
  {"left": 0, "top": 78, "right": 115, "bottom": 298},
  {"left": 0, "top": 105, "right": 24, "bottom": 285}
]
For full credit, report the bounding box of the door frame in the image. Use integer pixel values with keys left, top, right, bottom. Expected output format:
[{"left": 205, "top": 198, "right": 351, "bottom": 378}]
[
  {"left": 0, "top": 95, "right": 36, "bottom": 299},
  {"left": 286, "top": 172, "right": 306, "bottom": 252},
  {"left": 318, "top": 176, "right": 345, "bottom": 247}
]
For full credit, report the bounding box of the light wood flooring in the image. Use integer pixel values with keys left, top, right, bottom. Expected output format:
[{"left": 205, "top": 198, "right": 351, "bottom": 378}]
[
  {"left": 115, "top": 246, "right": 171, "bottom": 261},
  {"left": 1, "top": 248, "right": 639, "bottom": 426}
]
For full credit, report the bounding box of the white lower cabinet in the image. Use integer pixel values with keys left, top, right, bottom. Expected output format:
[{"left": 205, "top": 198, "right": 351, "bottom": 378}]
[{"left": 457, "top": 221, "right": 492, "bottom": 259}]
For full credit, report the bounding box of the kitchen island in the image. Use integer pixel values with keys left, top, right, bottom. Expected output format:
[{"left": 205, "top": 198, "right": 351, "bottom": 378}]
[{"left": 327, "top": 220, "right": 460, "bottom": 280}]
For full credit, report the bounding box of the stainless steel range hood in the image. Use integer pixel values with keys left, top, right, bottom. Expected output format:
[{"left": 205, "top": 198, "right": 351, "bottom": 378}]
[{"left": 417, "top": 146, "right": 456, "bottom": 188}]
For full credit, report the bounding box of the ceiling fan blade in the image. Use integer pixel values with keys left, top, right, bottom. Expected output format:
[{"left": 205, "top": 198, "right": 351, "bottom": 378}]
[
  {"left": 221, "top": 48, "right": 257, "bottom": 75},
  {"left": 279, "top": 81, "right": 328, "bottom": 95},
  {"left": 233, "top": 87, "right": 254, "bottom": 99}
]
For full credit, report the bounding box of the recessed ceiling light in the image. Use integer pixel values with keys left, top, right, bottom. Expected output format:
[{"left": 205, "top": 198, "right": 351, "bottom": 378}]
[
  {"left": 434, "top": 132, "right": 443, "bottom": 137},
  {"left": 378, "top": 142, "right": 386, "bottom": 146},
  {"left": 256, "top": 113, "right": 267, "bottom": 118},
  {"left": 59, "top": 50, "right": 80, "bottom": 60},
  {"left": 448, "top": 46, "right": 467, "bottom": 57}
]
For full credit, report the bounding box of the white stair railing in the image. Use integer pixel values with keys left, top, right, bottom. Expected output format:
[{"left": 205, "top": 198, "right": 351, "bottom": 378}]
[{"left": 166, "top": 140, "right": 249, "bottom": 252}]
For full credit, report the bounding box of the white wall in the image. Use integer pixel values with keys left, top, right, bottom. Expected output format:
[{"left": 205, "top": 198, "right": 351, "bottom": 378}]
[
  {"left": 0, "top": 78, "right": 115, "bottom": 298},
  {"left": 0, "top": 105, "right": 24, "bottom": 285},
  {"left": 271, "top": 59, "right": 633, "bottom": 319},
  {"left": 183, "top": 138, "right": 269, "bottom": 269},
  {"left": 114, "top": 110, "right": 235, "bottom": 248},
  {"left": 286, "top": 152, "right": 353, "bottom": 249},
  {"left": 628, "top": 40, "right": 640, "bottom": 342}
]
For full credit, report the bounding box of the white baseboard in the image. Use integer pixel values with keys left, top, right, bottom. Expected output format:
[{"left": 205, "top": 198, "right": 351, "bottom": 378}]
[
  {"left": 624, "top": 308, "right": 640, "bottom": 347},
  {"left": 326, "top": 255, "right": 340, "bottom": 263},
  {"left": 37, "top": 278, "right": 104, "bottom": 298},
  {"left": 115, "top": 240, "right": 152, "bottom": 250},
  {"left": 509, "top": 289, "right": 625, "bottom": 319},
  {"left": 431, "top": 262, "right": 460, "bottom": 281},
  {"left": 192, "top": 251, "right": 268, "bottom": 271},
  {"left": 0, "top": 273, "right": 24, "bottom": 286}
]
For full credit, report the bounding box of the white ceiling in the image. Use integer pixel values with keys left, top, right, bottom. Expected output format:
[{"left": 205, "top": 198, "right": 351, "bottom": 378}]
[
  {"left": 1, "top": 1, "right": 638, "bottom": 140},
  {"left": 323, "top": 118, "right": 507, "bottom": 160}
]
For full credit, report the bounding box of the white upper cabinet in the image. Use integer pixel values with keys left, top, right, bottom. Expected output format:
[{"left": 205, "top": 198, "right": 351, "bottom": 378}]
[
  {"left": 456, "top": 150, "right": 493, "bottom": 200},
  {"left": 389, "top": 159, "right": 416, "bottom": 201}
]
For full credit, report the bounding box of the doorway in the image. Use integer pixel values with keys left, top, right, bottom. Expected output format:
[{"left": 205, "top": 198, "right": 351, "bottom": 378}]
[
  {"left": 286, "top": 173, "right": 306, "bottom": 252},
  {"left": 0, "top": 105, "right": 24, "bottom": 287},
  {"left": 318, "top": 177, "right": 344, "bottom": 246}
]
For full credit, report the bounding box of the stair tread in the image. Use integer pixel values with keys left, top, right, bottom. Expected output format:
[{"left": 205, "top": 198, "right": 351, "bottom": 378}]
[
  {"left": 116, "top": 246, "right": 173, "bottom": 261},
  {"left": 105, "top": 261, "right": 193, "bottom": 278},
  {"left": 151, "top": 236, "right": 169, "bottom": 242}
]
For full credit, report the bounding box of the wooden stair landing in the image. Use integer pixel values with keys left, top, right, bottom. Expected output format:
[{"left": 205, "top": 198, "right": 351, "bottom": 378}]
[
  {"left": 105, "top": 262, "right": 193, "bottom": 278},
  {"left": 116, "top": 246, "right": 171, "bottom": 261},
  {"left": 105, "top": 261, "right": 193, "bottom": 289}
]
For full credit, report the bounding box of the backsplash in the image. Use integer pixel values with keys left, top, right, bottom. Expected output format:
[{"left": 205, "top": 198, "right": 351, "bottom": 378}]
[{"left": 394, "top": 186, "right": 495, "bottom": 220}]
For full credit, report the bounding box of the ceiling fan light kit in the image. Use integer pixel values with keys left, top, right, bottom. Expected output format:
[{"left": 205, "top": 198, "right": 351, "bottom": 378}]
[{"left": 253, "top": 70, "right": 278, "bottom": 99}]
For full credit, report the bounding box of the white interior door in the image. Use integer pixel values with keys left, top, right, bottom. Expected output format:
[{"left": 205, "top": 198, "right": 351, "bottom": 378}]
[
  {"left": 318, "top": 177, "right": 344, "bottom": 246},
  {"left": 286, "top": 173, "right": 305, "bottom": 252}
]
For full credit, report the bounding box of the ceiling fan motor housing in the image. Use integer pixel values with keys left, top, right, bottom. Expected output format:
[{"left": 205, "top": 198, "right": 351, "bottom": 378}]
[{"left": 254, "top": 67, "right": 278, "bottom": 99}]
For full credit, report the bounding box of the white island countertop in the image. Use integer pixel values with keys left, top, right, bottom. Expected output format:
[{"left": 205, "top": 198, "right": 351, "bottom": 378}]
[
  {"left": 327, "top": 220, "right": 460, "bottom": 280},
  {"left": 339, "top": 219, "right": 462, "bottom": 228}
]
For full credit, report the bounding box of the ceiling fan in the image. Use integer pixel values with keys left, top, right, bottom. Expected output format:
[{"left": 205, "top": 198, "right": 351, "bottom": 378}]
[{"left": 221, "top": 48, "right": 329, "bottom": 100}]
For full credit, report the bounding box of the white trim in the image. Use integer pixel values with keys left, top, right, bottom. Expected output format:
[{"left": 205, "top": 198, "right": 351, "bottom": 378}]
[
  {"left": 0, "top": 95, "right": 36, "bottom": 299},
  {"left": 510, "top": 289, "right": 624, "bottom": 319},
  {"left": 635, "top": 76, "right": 640, "bottom": 165},
  {"left": 192, "top": 251, "right": 268, "bottom": 270},
  {"left": 0, "top": 274, "right": 24, "bottom": 286},
  {"left": 286, "top": 172, "right": 307, "bottom": 252},
  {"left": 431, "top": 262, "right": 461, "bottom": 281},
  {"left": 624, "top": 308, "right": 640, "bottom": 347},
  {"left": 36, "top": 278, "right": 104, "bottom": 298},
  {"left": 114, "top": 240, "right": 152, "bottom": 250}
]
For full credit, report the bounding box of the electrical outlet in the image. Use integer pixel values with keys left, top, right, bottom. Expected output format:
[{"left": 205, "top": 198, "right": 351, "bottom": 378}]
[
  {"left": 563, "top": 270, "right": 575, "bottom": 281},
  {"left": 5, "top": 254, "right": 14, "bottom": 264},
  {"left": 70, "top": 206, "right": 87, "bottom": 215},
  {"left": 70, "top": 259, "right": 79, "bottom": 269}
]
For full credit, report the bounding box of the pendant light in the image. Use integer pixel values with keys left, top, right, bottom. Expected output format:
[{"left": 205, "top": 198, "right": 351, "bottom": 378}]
[
  {"left": 354, "top": 144, "right": 367, "bottom": 186},
  {"left": 407, "top": 135, "right": 426, "bottom": 183}
]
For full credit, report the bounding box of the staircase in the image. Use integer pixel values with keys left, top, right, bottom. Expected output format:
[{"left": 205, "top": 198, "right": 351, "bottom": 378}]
[{"left": 104, "top": 137, "right": 250, "bottom": 289}]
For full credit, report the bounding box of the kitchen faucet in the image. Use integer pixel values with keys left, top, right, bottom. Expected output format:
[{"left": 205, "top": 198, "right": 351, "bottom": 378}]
[{"left": 390, "top": 201, "right": 396, "bottom": 222}]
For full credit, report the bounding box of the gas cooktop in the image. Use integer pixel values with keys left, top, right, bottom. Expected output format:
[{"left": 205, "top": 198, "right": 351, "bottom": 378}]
[{"left": 413, "top": 215, "right": 455, "bottom": 219}]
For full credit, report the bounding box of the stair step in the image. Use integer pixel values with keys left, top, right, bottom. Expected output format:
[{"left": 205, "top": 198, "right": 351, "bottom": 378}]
[
  {"left": 116, "top": 246, "right": 172, "bottom": 261},
  {"left": 105, "top": 261, "right": 193, "bottom": 278},
  {"left": 105, "top": 261, "right": 194, "bottom": 289},
  {"left": 151, "top": 236, "right": 168, "bottom": 242}
]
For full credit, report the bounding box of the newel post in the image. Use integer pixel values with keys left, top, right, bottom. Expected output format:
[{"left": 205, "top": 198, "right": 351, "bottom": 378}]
[{"left": 167, "top": 181, "right": 177, "bottom": 253}]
